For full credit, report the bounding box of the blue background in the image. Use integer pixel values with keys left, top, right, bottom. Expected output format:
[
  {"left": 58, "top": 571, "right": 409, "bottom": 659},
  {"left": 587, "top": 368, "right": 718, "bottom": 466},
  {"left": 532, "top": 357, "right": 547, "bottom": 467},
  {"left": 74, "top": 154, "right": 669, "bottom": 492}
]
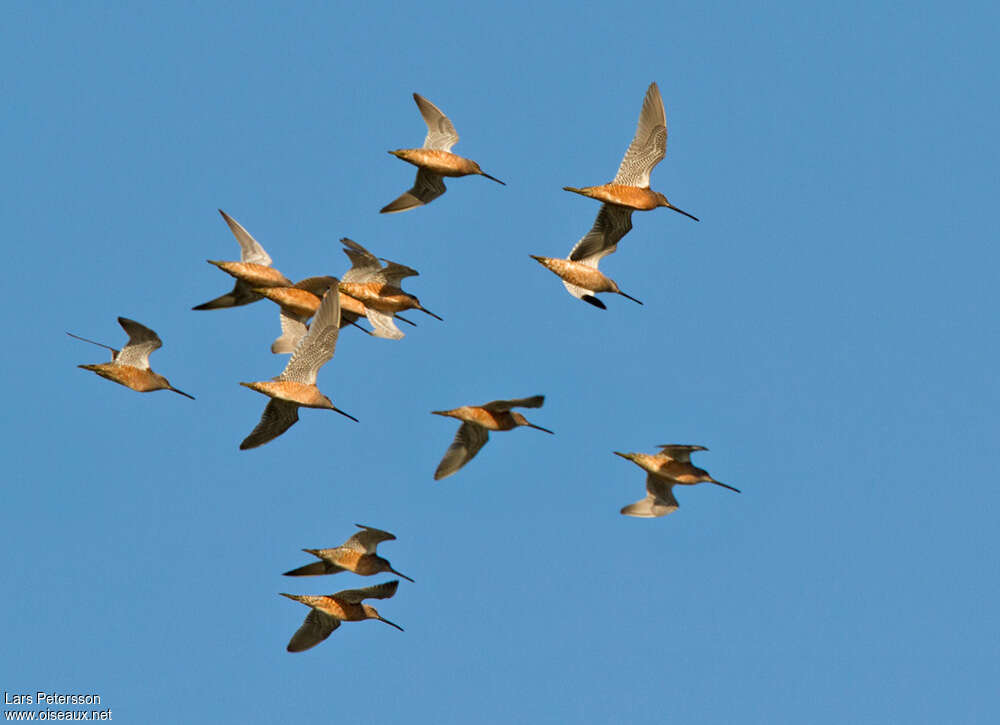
[{"left": 2, "top": 1, "right": 998, "bottom": 722}]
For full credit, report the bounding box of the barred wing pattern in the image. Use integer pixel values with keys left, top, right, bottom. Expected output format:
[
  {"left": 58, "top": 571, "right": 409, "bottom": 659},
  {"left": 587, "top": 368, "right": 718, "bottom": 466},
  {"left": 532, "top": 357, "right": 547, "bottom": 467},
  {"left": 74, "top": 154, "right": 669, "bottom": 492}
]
[
  {"left": 114, "top": 317, "right": 162, "bottom": 369},
  {"left": 415, "top": 93, "right": 459, "bottom": 151},
  {"left": 278, "top": 288, "right": 341, "bottom": 385},
  {"left": 613, "top": 82, "right": 667, "bottom": 188},
  {"left": 239, "top": 399, "right": 299, "bottom": 450}
]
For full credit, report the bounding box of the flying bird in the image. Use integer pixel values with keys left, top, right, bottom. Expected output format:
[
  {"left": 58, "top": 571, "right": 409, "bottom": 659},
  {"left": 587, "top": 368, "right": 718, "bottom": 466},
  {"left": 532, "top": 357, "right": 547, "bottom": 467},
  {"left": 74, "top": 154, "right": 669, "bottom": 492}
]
[
  {"left": 253, "top": 276, "right": 375, "bottom": 353},
  {"left": 530, "top": 204, "right": 642, "bottom": 309},
  {"left": 239, "top": 287, "right": 356, "bottom": 450},
  {"left": 284, "top": 524, "right": 413, "bottom": 582},
  {"left": 337, "top": 237, "right": 441, "bottom": 339},
  {"left": 432, "top": 395, "right": 552, "bottom": 480},
  {"left": 193, "top": 210, "right": 292, "bottom": 310},
  {"left": 381, "top": 93, "right": 504, "bottom": 214},
  {"left": 614, "top": 445, "right": 739, "bottom": 518},
  {"left": 535, "top": 82, "right": 697, "bottom": 308},
  {"left": 280, "top": 580, "right": 403, "bottom": 652},
  {"left": 69, "top": 317, "right": 194, "bottom": 400}
]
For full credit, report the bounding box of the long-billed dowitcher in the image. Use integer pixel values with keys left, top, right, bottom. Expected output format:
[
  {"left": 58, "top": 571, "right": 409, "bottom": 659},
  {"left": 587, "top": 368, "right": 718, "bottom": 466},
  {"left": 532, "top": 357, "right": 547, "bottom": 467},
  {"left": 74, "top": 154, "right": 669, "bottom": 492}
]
[
  {"left": 69, "top": 317, "right": 194, "bottom": 399},
  {"left": 193, "top": 210, "right": 292, "bottom": 310},
  {"left": 538, "top": 83, "right": 697, "bottom": 308},
  {"left": 280, "top": 580, "right": 403, "bottom": 652},
  {"left": 338, "top": 237, "right": 441, "bottom": 338},
  {"left": 432, "top": 396, "right": 552, "bottom": 480},
  {"left": 614, "top": 445, "right": 739, "bottom": 518},
  {"left": 284, "top": 524, "right": 414, "bottom": 582},
  {"left": 563, "top": 82, "right": 698, "bottom": 221},
  {"left": 529, "top": 203, "right": 643, "bottom": 309},
  {"left": 381, "top": 93, "right": 505, "bottom": 213},
  {"left": 253, "top": 276, "right": 376, "bottom": 353},
  {"left": 239, "top": 287, "right": 357, "bottom": 450}
]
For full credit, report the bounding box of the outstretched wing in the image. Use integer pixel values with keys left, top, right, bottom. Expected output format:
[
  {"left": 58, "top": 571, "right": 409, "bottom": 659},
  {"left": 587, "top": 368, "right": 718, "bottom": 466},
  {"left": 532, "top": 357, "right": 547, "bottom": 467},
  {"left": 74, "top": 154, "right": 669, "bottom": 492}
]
[
  {"left": 380, "top": 169, "right": 447, "bottom": 214},
  {"left": 278, "top": 288, "right": 341, "bottom": 384},
  {"left": 620, "top": 474, "right": 679, "bottom": 518},
  {"left": 655, "top": 444, "right": 708, "bottom": 464},
  {"left": 613, "top": 82, "right": 667, "bottom": 188},
  {"left": 271, "top": 309, "right": 308, "bottom": 354},
  {"left": 239, "top": 399, "right": 300, "bottom": 450},
  {"left": 379, "top": 261, "right": 419, "bottom": 286},
  {"left": 340, "top": 239, "right": 383, "bottom": 283},
  {"left": 434, "top": 422, "right": 489, "bottom": 480},
  {"left": 331, "top": 580, "right": 400, "bottom": 604},
  {"left": 568, "top": 205, "right": 633, "bottom": 266},
  {"left": 192, "top": 278, "right": 262, "bottom": 310},
  {"left": 218, "top": 209, "right": 273, "bottom": 266},
  {"left": 481, "top": 396, "right": 545, "bottom": 412},
  {"left": 114, "top": 317, "right": 162, "bottom": 369},
  {"left": 344, "top": 524, "right": 397, "bottom": 554},
  {"left": 286, "top": 609, "right": 340, "bottom": 652},
  {"left": 414, "top": 93, "right": 459, "bottom": 151},
  {"left": 364, "top": 307, "right": 405, "bottom": 341}
]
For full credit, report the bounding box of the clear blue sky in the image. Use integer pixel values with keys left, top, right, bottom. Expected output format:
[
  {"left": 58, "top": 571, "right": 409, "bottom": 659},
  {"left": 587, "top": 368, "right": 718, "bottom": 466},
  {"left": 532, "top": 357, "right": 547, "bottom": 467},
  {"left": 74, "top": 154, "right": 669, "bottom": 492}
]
[{"left": 2, "top": 1, "right": 998, "bottom": 722}]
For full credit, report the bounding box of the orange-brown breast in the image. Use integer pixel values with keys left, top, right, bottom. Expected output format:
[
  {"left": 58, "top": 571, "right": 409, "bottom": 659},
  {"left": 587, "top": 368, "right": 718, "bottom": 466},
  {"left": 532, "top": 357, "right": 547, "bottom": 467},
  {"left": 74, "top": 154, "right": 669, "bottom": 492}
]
[
  {"left": 574, "top": 184, "right": 659, "bottom": 211},
  {"left": 311, "top": 597, "right": 353, "bottom": 620},
  {"left": 243, "top": 380, "right": 327, "bottom": 407},
  {"left": 89, "top": 364, "right": 168, "bottom": 393},
  {"left": 213, "top": 261, "right": 293, "bottom": 287},
  {"left": 535, "top": 257, "right": 617, "bottom": 293},
  {"left": 394, "top": 148, "right": 480, "bottom": 177},
  {"left": 445, "top": 406, "right": 512, "bottom": 431},
  {"left": 337, "top": 291, "right": 368, "bottom": 317},
  {"left": 652, "top": 459, "right": 702, "bottom": 484},
  {"left": 259, "top": 287, "right": 321, "bottom": 317},
  {"left": 340, "top": 282, "right": 417, "bottom": 314},
  {"left": 326, "top": 548, "right": 363, "bottom": 571},
  {"left": 294, "top": 276, "right": 338, "bottom": 296},
  {"left": 322, "top": 599, "right": 364, "bottom": 621}
]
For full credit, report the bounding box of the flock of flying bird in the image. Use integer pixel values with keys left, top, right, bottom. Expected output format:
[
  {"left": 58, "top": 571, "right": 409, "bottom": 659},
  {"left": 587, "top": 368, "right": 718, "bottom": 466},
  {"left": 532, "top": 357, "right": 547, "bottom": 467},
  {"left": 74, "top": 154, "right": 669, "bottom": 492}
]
[{"left": 68, "top": 82, "right": 740, "bottom": 650}]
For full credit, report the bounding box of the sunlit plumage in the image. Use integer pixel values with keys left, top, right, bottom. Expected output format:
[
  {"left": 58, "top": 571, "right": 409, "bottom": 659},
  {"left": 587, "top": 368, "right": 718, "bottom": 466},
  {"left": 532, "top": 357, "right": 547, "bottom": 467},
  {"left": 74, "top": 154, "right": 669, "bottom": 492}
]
[
  {"left": 280, "top": 580, "right": 403, "bottom": 652},
  {"left": 381, "top": 93, "right": 504, "bottom": 213},
  {"left": 254, "top": 276, "right": 375, "bottom": 353},
  {"left": 536, "top": 83, "right": 697, "bottom": 307},
  {"left": 337, "top": 237, "right": 441, "bottom": 338},
  {"left": 284, "top": 524, "right": 413, "bottom": 582},
  {"left": 69, "top": 317, "right": 194, "bottom": 400},
  {"left": 432, "top": 396, "right": 553, "bottom": 480},
  {"left": 614, "top": 445, "right": 739, "bottom": 518},
  {"left": 193, "top": 210, "right": 292, "bottom": 310},
  {"left": 239, "top": 287, "right": 357, "bottom": 449}
]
